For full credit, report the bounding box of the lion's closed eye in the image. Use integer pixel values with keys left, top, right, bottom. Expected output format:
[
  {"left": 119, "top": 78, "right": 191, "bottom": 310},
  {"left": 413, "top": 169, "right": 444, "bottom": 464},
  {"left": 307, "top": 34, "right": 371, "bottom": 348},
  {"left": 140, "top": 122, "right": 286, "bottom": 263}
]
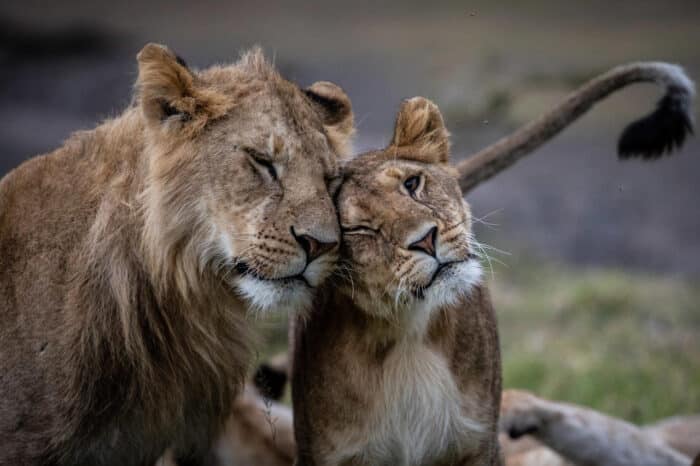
[
  {"left": 341, "top": 225, "right": 378, "bottom": 236},
  {"left": 243, "top": 147, "right": 278, "bottom": 181}
]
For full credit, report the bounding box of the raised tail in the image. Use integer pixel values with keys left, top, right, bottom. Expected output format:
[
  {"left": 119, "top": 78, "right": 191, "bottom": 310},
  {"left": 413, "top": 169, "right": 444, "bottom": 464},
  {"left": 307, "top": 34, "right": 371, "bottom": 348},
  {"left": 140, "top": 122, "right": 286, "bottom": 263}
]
[{"left": 457, "top": 62, "right": 695, "bottom": 193}]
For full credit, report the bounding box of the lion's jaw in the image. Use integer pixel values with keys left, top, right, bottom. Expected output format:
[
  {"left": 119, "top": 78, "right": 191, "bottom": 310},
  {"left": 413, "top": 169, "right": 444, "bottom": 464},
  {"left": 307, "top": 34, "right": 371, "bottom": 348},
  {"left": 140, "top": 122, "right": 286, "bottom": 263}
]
[{"left": 216, "top": 226, "right": 338, "bottom": 315}]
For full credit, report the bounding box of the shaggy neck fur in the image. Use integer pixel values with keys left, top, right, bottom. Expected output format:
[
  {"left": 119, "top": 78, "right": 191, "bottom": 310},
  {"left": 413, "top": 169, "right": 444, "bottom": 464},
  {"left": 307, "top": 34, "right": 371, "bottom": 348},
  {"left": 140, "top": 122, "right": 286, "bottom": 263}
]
[{"left": 59, "top": 108, "right": 251, "bottom": 460}]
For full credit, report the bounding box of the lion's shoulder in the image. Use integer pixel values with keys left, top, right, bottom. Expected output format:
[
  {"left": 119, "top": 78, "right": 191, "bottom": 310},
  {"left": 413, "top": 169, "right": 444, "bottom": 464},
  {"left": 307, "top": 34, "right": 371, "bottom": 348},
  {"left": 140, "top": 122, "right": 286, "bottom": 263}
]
[{"left": 1, "top": 119, "right": 131, "bottom": 247}]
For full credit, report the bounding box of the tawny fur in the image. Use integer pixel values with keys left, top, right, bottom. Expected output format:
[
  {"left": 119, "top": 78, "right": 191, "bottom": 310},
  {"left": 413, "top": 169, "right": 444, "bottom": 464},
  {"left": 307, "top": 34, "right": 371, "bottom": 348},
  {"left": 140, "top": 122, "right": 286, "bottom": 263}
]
[
  {"left": 157, "top": 385, "right": 295, "bottom": 466},
  {"left": 212, "top": 386, "right": 296, "bottom": 466},
  {"left": 500, "top": 390, "right": 693, "bottom": 466},
  {"left": 292, "top": 98, "right": 502, "bottom": 466},
  {"left": 504, "top": 448, "right": 572, "bottom": 466},
  {"left": 0, "top": 43, "right": 354, "bottom": 466},
  {"left": 645, "top": 415, "right": 700, "bottom": 459}
]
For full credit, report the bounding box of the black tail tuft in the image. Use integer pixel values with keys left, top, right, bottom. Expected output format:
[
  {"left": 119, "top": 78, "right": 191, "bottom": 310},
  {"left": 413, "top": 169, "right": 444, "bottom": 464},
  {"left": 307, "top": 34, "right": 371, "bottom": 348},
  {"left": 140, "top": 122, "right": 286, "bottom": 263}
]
[{"left": 618, "top": 89, "right": 694, "bottom": 160}]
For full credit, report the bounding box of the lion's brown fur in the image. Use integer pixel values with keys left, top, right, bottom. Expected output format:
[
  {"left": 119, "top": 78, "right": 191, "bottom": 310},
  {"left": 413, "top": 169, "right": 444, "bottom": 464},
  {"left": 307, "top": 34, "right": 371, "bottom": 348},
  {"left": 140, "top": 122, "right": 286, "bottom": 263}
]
[
  {"left": 499, "top": 390, "right": 692, "bottom": 466},
  {"left": 292, "top": 98, "right": 502, "bottom": 466},
  {"left": 212, "top": 386, "right": 296, "bottom": 466},
  {"left": 0, "top": 43, "right": 353, "bottom": 466},
  {"left": 157, "top": 385, "right": 295, "bottom": 466}
]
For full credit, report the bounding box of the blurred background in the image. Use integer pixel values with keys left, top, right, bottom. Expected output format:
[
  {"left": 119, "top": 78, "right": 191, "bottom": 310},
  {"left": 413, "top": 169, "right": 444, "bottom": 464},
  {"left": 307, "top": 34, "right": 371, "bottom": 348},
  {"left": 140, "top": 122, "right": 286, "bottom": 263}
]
[{"left": 2, "top": 0, "right": 698, "bottom": 424}]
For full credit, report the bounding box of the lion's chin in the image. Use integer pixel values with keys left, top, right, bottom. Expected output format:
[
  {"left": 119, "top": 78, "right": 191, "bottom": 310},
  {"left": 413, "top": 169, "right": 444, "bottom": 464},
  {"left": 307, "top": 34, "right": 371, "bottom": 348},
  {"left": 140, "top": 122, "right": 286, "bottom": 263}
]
[
  {"left": 416, "top": 259, "right": 483, "bottom": 312},
  {"left": 234, "top": 275, "right": 313, "bottom": 315}
]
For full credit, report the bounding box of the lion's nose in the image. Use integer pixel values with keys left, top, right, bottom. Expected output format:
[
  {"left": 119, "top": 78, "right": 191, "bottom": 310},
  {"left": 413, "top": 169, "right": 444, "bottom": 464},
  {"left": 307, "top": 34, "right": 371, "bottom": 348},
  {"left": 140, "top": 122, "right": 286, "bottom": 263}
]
[
  {"left": 293, "top": 231, "right": 338, "bottom": 264},
  {"left": 408, "top": 226, "right": 437, "bottom": 258}
]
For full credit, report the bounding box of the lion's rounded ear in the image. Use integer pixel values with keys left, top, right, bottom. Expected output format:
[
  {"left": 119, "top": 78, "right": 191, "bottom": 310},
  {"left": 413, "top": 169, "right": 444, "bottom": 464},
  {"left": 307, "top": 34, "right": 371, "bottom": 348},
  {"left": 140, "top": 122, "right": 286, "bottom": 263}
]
[
  {"left": 391, "top": 97, "right": 450, "bottom": 164},
  {"left": 305, "top": 81, "right": 355, "bottom": 157},
  {"left": 137, "top": 43, "right": 199, "bottom": 125},
  {"left": 137, "top": 43, "right": 228, "bottom": 135}
]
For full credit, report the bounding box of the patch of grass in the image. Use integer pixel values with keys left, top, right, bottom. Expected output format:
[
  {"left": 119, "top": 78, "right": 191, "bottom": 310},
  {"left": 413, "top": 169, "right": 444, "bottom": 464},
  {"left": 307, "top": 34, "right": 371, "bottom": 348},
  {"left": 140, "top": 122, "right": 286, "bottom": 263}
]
[{"left": 494, "top": 261, "right": 700, "bottom": 424}]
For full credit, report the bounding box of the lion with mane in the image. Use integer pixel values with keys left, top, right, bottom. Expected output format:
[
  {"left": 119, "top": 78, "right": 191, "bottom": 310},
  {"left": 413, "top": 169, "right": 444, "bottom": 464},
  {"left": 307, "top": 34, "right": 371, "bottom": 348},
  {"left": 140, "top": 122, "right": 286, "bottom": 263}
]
[{"left": 0, "top": 43, "right": 353, "bottom": 466}]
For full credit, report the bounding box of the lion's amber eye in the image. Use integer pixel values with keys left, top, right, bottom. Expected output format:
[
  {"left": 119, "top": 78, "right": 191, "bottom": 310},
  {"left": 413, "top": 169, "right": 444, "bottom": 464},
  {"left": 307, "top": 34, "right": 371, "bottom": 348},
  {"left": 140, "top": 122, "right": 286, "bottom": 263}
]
[{"left": 404, "top": 175, "right": 421, "bottom": 195}]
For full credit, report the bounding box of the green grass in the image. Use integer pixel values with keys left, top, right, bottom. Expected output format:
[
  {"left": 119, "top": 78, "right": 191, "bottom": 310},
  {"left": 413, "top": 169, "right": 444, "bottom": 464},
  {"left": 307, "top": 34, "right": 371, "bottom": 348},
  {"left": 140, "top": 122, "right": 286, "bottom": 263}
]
[
  {"left": 253, "top": 259, "right": 700, "bottom": 425},
  {"left": 493, "top": 260, "right": 700, "bottom": 424}
]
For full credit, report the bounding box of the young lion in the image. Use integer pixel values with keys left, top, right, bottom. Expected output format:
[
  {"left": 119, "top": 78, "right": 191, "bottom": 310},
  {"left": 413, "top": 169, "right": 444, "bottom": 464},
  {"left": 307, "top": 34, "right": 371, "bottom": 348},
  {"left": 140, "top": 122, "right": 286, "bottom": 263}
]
[
  {"left": 290, "top": 62, "right": 695, "bottom": 466},
  {"left": 0, "top": 44, "right": 353, "bottom": 466},
  {"left": 293, "top": 97, "right": 503, "bottom": 466},
  {"left": 265, "top": 61, "right": 694, "bottom": 386}
]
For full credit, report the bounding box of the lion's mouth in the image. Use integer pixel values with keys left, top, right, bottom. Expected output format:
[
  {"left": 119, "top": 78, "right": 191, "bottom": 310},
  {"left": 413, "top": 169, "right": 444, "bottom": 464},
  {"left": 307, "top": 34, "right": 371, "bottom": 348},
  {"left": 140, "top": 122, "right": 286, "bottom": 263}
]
[
  {"left": 412, "top": 258, "right": 471, "bottom": 298},
  {"left": 234, "top": 262, "right": 311, "bottom": 288}
]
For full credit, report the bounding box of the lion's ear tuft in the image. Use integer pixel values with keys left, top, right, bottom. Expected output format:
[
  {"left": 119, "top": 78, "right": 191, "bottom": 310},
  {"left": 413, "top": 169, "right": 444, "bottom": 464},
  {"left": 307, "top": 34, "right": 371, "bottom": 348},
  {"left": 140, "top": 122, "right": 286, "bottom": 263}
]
[
  {"left": 391, "top": 97, "right": 450, "bottom": 164},
  {"left": 137, "top": 43, "right": 197, "bottom": 125},
  {"left": 305, "top": 81, "right": 355, "bottom": 158},
  {"left": 137, "top": 43, "right": 228, "bottom": 135}
]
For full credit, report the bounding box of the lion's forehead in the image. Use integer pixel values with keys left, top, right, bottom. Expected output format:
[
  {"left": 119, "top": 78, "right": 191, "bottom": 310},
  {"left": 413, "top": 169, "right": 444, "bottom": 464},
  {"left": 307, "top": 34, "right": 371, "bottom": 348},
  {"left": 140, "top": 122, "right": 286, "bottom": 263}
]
[
  {"left": 344, "top": 159, "right": 455, "bottom": 191},
  {"left": 203, "top": 65, "right": 337, "bottom": 172},
  {"left": 212, "top": 116, "right": 335, "bottom": 177},
  {"left": 282, "top": 127, "right": 337, "bottom": 174}
]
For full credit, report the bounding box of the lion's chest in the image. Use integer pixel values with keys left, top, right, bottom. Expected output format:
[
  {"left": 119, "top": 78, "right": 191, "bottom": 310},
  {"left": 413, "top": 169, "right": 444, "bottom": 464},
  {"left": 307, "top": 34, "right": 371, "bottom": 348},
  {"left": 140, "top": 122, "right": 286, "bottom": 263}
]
[{"left": 340, "top": 344, "right": 484, "bottom": 465}]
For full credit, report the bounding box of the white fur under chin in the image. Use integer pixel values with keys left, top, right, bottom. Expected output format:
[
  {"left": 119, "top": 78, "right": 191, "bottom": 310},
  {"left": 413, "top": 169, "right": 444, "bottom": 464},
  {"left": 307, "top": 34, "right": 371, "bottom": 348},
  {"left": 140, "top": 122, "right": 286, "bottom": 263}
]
[
  {"left": 233, "top": 257, "right": 335, "bottom": 315},
  {"left": 408, "top": 259, "right": 483, "bottom": 336},
  {"left": 217, "top": 224, "right": 335, "bottom": 315},
  {"left": 234, "top": 276, "right": 312, "bottom": 315},
  {"left": 424, "top": 260, "right": 482, "bottom": 312}
]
